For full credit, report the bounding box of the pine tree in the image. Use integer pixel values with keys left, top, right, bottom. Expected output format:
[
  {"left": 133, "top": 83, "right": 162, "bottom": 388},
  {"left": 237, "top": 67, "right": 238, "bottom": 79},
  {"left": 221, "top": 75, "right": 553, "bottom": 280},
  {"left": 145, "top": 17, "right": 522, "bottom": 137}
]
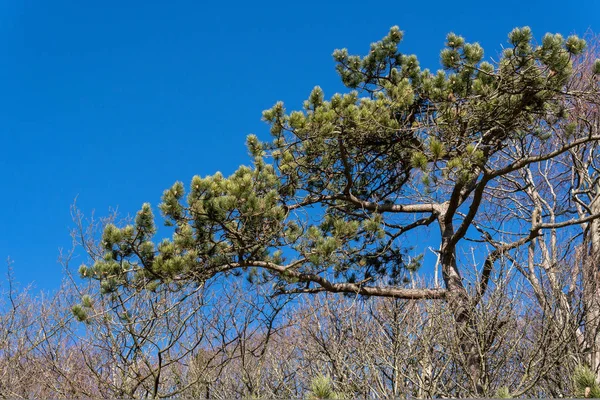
[{"left": 77, "top": 26, "right": 600, "bottom": 396}]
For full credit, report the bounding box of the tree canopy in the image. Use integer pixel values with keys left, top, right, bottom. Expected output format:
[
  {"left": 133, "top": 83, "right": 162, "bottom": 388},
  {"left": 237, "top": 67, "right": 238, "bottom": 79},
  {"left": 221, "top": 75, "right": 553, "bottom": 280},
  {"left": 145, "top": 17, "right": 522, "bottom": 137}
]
[{"left": 80, "top": 26, "right": 598, "bottom": 301}]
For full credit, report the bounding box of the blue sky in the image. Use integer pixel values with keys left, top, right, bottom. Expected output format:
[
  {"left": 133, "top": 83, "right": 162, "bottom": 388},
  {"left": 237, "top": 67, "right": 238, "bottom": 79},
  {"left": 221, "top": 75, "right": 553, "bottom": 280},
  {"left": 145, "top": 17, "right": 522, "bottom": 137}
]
[{"left": 1, "top": 0, "right": 598, "bottom": 291}]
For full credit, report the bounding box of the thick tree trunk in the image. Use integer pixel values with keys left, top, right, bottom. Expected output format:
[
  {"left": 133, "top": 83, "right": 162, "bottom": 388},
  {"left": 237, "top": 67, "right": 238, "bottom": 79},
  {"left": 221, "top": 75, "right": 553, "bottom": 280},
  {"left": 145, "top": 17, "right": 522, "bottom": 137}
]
[
  {"left": 440, "top": 241, "right": 484, "bottom": 396},
  {"left": 448, "top": 284, "right": 484, "bottom": 395}
]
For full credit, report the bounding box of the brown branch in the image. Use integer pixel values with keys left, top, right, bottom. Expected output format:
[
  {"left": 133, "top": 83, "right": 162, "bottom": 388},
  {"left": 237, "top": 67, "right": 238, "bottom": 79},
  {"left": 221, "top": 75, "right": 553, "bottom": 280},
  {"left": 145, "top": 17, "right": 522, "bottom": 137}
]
[
  {"left": 229, "top": 260, "right": 447, "bottom": 300},
  {"left": 335, "top": 193, "right": 439, "bottom": 214}
]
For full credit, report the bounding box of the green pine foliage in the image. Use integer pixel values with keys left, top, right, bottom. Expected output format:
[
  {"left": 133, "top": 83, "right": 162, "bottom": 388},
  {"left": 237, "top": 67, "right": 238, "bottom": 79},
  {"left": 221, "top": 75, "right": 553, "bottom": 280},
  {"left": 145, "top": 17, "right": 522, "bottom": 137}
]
[
  {"left": 574, "top": 365, "right": 600, "bottom": 398},
  {"left": 71, "top": 304, "right": 87, "bottom": 323},
  {"left": 495, "top": 386, "right": 511, "bottom": 398},
  {"left": 75, "top": 25, "right": 600, "bottom": 304},
  {"left": 306, "top": 375, "right": 343, "bottom": 399},
  {"left": 594, "top": 59, "right": 600, "bottom": 75}
]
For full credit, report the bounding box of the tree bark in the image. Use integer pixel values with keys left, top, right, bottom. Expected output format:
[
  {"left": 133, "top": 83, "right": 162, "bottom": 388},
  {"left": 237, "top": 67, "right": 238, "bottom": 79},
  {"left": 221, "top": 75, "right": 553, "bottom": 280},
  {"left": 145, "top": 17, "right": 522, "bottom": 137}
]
[{"left": 439, "top": 218, "right": 485, "bottom": 396}]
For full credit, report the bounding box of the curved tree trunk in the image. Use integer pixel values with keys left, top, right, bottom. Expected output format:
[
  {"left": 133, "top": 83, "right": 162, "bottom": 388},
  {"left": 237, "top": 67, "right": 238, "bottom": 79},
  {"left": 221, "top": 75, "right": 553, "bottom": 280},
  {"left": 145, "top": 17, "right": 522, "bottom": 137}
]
[{"left": 440, "top": 233, "right": 484, "bottom": 396}]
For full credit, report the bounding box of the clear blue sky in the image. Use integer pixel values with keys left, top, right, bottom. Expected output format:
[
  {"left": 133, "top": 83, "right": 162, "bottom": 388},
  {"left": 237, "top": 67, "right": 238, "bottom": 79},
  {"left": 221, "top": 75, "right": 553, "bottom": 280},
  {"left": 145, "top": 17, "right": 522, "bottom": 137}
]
[{"left": 1, "top": 0, "right": 598, "bottom": 290}]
